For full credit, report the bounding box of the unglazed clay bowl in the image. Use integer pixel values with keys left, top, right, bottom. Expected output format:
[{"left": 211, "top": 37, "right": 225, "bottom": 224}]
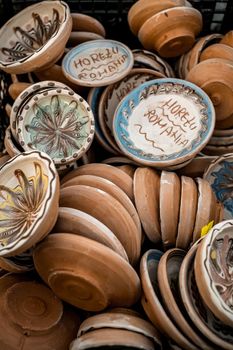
[
  {"left": 195, "top": 220, "right": 233, "bottom": 327},
  {"left": 17, "top": 88, "right": 95, "bottom": 165},
  {"left": 0, "top": 1, "right": 72, "bottom": 74},
  {"left": 33, "top": 234, "right": 141, "bottom": 311},
  {"left": 113, "top": 78, "right": 215, "bottom": 168},
  {"left": 0, "top": 249, "right": 34, "bottom": 273},
  {"left": 138, "top": 7, "right": 202, "bottom": 58},
  {"left": 221, "top": 30, "right": 233, "bottom": 48},
  {"left": 4, "top": 126, "right": 23, "bottom": 158},
  {"left": 200, "top": 44, "right": 233, "bottom": 63},
  {"left": 71, "top": 13, "right": 106, "bottom": 37},
  {"left": 0, "top": 151, "right": 59, "bottom": 257},
  {"left": 0, "top": 273, "right": 80, "bottom": 350}
]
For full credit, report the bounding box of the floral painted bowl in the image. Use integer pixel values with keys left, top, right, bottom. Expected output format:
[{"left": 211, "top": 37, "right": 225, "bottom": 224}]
[
  {"left": 113, "top": 78, "right": 215, "bottom": 168},
  {"left": 0, "top": 1, "right": 72, "bottom": 74},
  {"left": 0, "top": 151, "right": 59, "bottom": 257},
  {"left": 17, "top": 88, "right": 95, "bottom": 166}
]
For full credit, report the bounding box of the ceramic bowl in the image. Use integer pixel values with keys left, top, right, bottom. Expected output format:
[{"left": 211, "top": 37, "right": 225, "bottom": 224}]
[
  {"left": 204, "top": 154, "right": 233, "bottom": 219},
  {"left": 117, "top": 164, "right": 136, "bottom": 178},
  {"left": 158, "top": 248, "right": 212, "bottom": 349},
  {"left": 17, "top": 88, "right": 95, "bottom": 165},
  {"left": 0, "top": 249, "right": 34, "bottom": 273},
  {"left": 200, "top": 43, "right": 233, "bottom": 63},
  {"left": 33, "top": 233, "right": 141, "bottom": 311},
  {"left": 67, "top": 31, "right": 104, "bottom": 47},
  {"left": 133, "top": 167, "right": 161, "bottom": 243},
  {"left": 102, "top": 156, "right": 140, "bottom": 166},
  {"left": 209, "top": 133, "right": 233, "bottom": 146},
  {"left": 0, "top": 151, "right": 59, "bottom": 257},
  {"left": 4, "top": 126, "right": 23, "bottom": 157},
  {"left": 221, "top": 30, "right": 233, "bottom": 48},
  {"left": 179, "top": 242, "right": 233, "bottom": 350},
  {"left": 203, "top": 143, "right": 233, "bottom": 157},
  {"left": 59, "top": 185, "right": 140, "bottom": 265},
  {"left": 53, "top": 207, "right": 128, "bottom": 261},
  {"left": 194, "top": 220, "right": 233, "bottom": 327},
  {"left": 0, "top": 1, "right": 72, "bottom": 74},
  {"left": 178, "top": 155, "right": 216, "bottom": 178},
  {"left": 8, "top": 82, "right": 32, "bottom": 100},
  {"left": 0, "top": 273, "right": 80, "bottom": 350},
  {"left": 71, "top": 13, "right": 106, "bottom": 37},
  {"left": 140, "top": 249, "right": 199, "bottom": 350},
  {"left": 187, "top": 58, "right": 233, "bottom": 121},
  {"left": 138, "top": 7, "right": 202, "bottom": 58},
  {"left": 62, "top": 39, "right": 134, "bottom": 87},
  {"left": 113, "top": 78, "right": 215, "bottom": 168}
]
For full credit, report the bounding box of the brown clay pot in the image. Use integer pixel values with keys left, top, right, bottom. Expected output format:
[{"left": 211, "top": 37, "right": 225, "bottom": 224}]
[{"left": 200, "top": 43, "right": 233, "bottom": 63}]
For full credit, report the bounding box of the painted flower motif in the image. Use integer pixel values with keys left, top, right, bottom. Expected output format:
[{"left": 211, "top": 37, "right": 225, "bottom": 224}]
[
  {"left": 0, "top": 162, "right": 48, "bottom": 246},
  {"left": 212, "top": 161, "right": 233, "bottom": 213},
  {"left": 25, "top": 95, "right": 90, "bottom": 160},
  {"left": 1, "top": 9, "right": 61, "bottom": 62},
  {"left": 210, "top": 235, "right": 233, "bottom": 310}
]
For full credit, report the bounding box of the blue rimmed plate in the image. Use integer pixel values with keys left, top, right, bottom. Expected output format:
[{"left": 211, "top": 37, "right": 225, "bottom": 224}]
[{"left": 113, "top": 78, "right": 215, "bottom": 167}]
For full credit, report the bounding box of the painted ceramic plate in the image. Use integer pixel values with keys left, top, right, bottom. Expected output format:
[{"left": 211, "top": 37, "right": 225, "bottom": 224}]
[
  {"left": 113, "top": 78, "right": 215, "bottom": 167},
  {"left": 17, "top": 88, "right": 95, "bottom": 165},
  {"left": 204, "top": 154, "right": 233, "bottom": 219},
  {"left": 195, "top": 220, "right": 233, "bottom": 327},
  {"left": 62, "top": 40, "right": 134, "bottom": 87}
]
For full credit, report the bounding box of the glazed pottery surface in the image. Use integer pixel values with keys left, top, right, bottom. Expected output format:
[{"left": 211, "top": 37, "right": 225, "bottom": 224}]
[
  {"left": 33, "top": 234, "right": 141, "bottom": 311},
  {"left": 62, "top": 40, "right": 134, "bottom": 87},
  {"left": 113, "top": 78, "right": 215, "bottom": 167}
]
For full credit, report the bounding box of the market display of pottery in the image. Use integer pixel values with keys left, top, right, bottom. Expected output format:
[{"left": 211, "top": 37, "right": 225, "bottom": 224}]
[{"left": 0, "top": 1, "right": 232, "bottom": 349}]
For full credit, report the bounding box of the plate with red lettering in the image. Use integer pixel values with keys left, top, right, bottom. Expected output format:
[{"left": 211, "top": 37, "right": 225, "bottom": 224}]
[
  {"left": 113, "top": 78, "right": 215, "bottom": 167},
  {"left": 62, "top": 39, "right": 134, "bottom": 87}
]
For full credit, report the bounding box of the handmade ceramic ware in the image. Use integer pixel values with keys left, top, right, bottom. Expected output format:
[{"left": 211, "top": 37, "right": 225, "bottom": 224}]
[
  {"left": 62, "top": 40, "right": 134, "bottom": 87},
  {"left": 71, "top": 328, "right": 155, "bottom": 350},
  {"left": 61, "top": 175, "right": 141, "bottom": 235},
  {"left": 200, "top": 43, "right": 233, "bottom": 63},
  {"left": 204, "top": 154, "right": 233, "bottom": 219},
  {"left": 67, "top": 31, "right": 104, "bottom": 46},
  {"left": 221, "top": 30, "right": 233, "bottom": 48},
  {"left": 102, "top": 156, "right": 140, "bottom": 166},
  {"left": 160, "top": 171, "right": 180, "bottom": 249},
  {"left": 33, "top": 234, "right": 141, "bottom": 311},
  {"left": 192, "top": 178, "right": 216, "bottom": 244},
  {"left": 140, "top": 250, "right": 199, "bottom": 350},
  {"left": 187, "top": 58, "right": 233, "bottom": 121},
  {"left": 138, "top": 7, "right": 202, "bottom": 57},
  {"left": 59, "top": 185, "right": 140, "bottom": 265},
  {"left": 203, "top": 143, "right": 233, "bottom": 157},
  {"left": 113, "top": 78, "right": 215, "bottom": 168},
  {"left": 117, "top": 165, "right": 135, "bottom": 178},
  {"left": 53, "top": 207, "right": 128, "bottom": 261},
  {"left": 195, "top": 220, "right": 233, "bottom": 327},
  {"left": 158, "top": 248, "right": 213, "bottom": 349},
  {"left": 178, "top": 155, "right": 216, "bottom": 178},
  {"left": 209, "top": 133, "right": 233, "bottom": 146},
  {"left": 0, "top": 273, "right": 80, "bottom": 350},
  {"left": 77, "top": 312, "right": 162, "bottom": 348},
  {"left": 61, "top": 163, "right": 134, "bottom": 200},
  {"left": 0, "top": 250, "right": 34, "bottom": 273},
  {"left": 179, "top": 242, "right": 233, "bottom": 350},
  {"left": 17, "top": 88, "right": 95, "bottom": 165},
  {"left": 71, "top": 13, "right": 106, "bottom": 37},
  {"left": 8, "top": 82, "right": 32, "bottom": 100},
  {"left": 0, "top": 1, "right": 72, "bottom": 74},
  {"left": 176, "top": 176, "right": 198, "bottom": 250},
  {"left": 0, "top": 151, "right": 59, "bottom": 257},
  {"left": 4, "top": 126, "right": 23, "bottom": 157}
]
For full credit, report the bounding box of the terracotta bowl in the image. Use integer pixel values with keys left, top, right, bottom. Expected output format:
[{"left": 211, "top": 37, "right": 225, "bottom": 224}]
[
  {"left": 71, "top": 13, "right": 106, "bottom": 37},
  {"left": 221, "top": 30, "right": 233, "bottom": 48},
  {"left": 33, "top": 233, "right": 141, "bottom": 311},
  {"left": 0, "top": 273, "right": 80, "bottom": 350},
  {"left": 4, "top": 126, "right": 23, "bottom": 157},
  {"left": 0, "top": 250, "right": 34, "bottom": 273},
  {"left": 8, "top": 82, "right": 32, "bottom": 100},
  {"left": 0, "top": 1, "right": 72, "bottom": 74},
  {"left": 0, "top": 151, "right": 59, "bottom": 257},
  {"left": 200, "top": 44, "right": 233, "bottom": 63}
]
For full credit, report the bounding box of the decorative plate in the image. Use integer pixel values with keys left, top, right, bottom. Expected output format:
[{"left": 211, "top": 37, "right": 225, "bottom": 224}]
[
  {"left": 204, "top": 154, "right": 233, "bottom": 219},
  {"left": 62, "top": 39, "right": 134, "bottom": 87},
  {"left": 17, "top": 88, "right": 95, "bottom": 165},
  {"left": 113, "top": 78, "right": 215, "bottom": 167},
  {"left": 0, "top": 1, "right": 72, "bottom": 74},
  {"left": 195, "top": 220, "right": 233, "bottom": 327},
  {"left": 0, "top": 151, "right": 59, "bottom": 257}
]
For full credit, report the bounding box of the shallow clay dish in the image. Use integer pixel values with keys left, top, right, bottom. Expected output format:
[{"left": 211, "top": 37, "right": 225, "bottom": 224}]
[
  {"left": 0, "top": 250, "right": 34, "bottom": 273},
  {"left": 160, "top": 171, "right": 181, "bottom": 249},
  {"left": 176, "top": 176, "right": 198, "bottom": 250},
  {"left": 0, "top": 151, "right": 59, "bottom": 257},
  {"left": 113, "top": 78, "right": 215, "bottom": 168},
  {"left": 8, "top": 82, "right": 32, "bottom": 100},
  {"left": 17, "top": 88, "right": 95, "bottom": 165},
  {"left": 204, "top": 154, "right": 233, "bottom": 219},
  {"left": 4, "top": 126, "right": 23, "bottom": 157},
  {"left": 102, "top": 156, "right": 140, "bottom": 166},
  {"left": 71, "top": 13, "right": 106, "bottom": 37},
  {"left": 140, "top": 250, "right": 199, "bottom": 350},
  {"left": 138, "top": 7, "right": 202, "bottom": 57},
  {"left": 71, "top": 328, "right": 155, "bottom": 350},
  {"left": 33, "top": 234, "right": 141, "bottom": 311},
  {"left": 67, "top": 31, "right": 104, "bottom": 46},
  {"left": 179, "top": 155, "right": 216, "bottom": 178},
  {"left": 179, "top": 242, "right": 233, "bottom": 350},
  {"left": 62, "top": 40, "right": 134, "bottom": 87},
  {"left": 53, "top": 207, "right": 128, "bottom": 261},
  {"left": 0, "top": 1, "right": 72, "bottom": 74},
  {"left": 134, "top": 167, "right": 160, "bottom": 243},
  {"left": 117, "top": 165, "right": 135, "bottom": 178},
  {"left": 200, "top": 43, "right": 233, "bottom": 63},
  {"left": 195, "top": 220, "right": 233, "bottom": 327},
  {"left": 220, "top": 30, "right": 233, "bottom": 48},
  {"left": 158, "top": 248, "right": 213, "bottom": 349},
  {"left": 59, "top": 185, "right": 140, "bottom": 265},
  {"left": 192, "top": 178, "right": 216, "bottom": 244},
  {"left": 61, "top": 163, "right": 134, "bottom": 201}
]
